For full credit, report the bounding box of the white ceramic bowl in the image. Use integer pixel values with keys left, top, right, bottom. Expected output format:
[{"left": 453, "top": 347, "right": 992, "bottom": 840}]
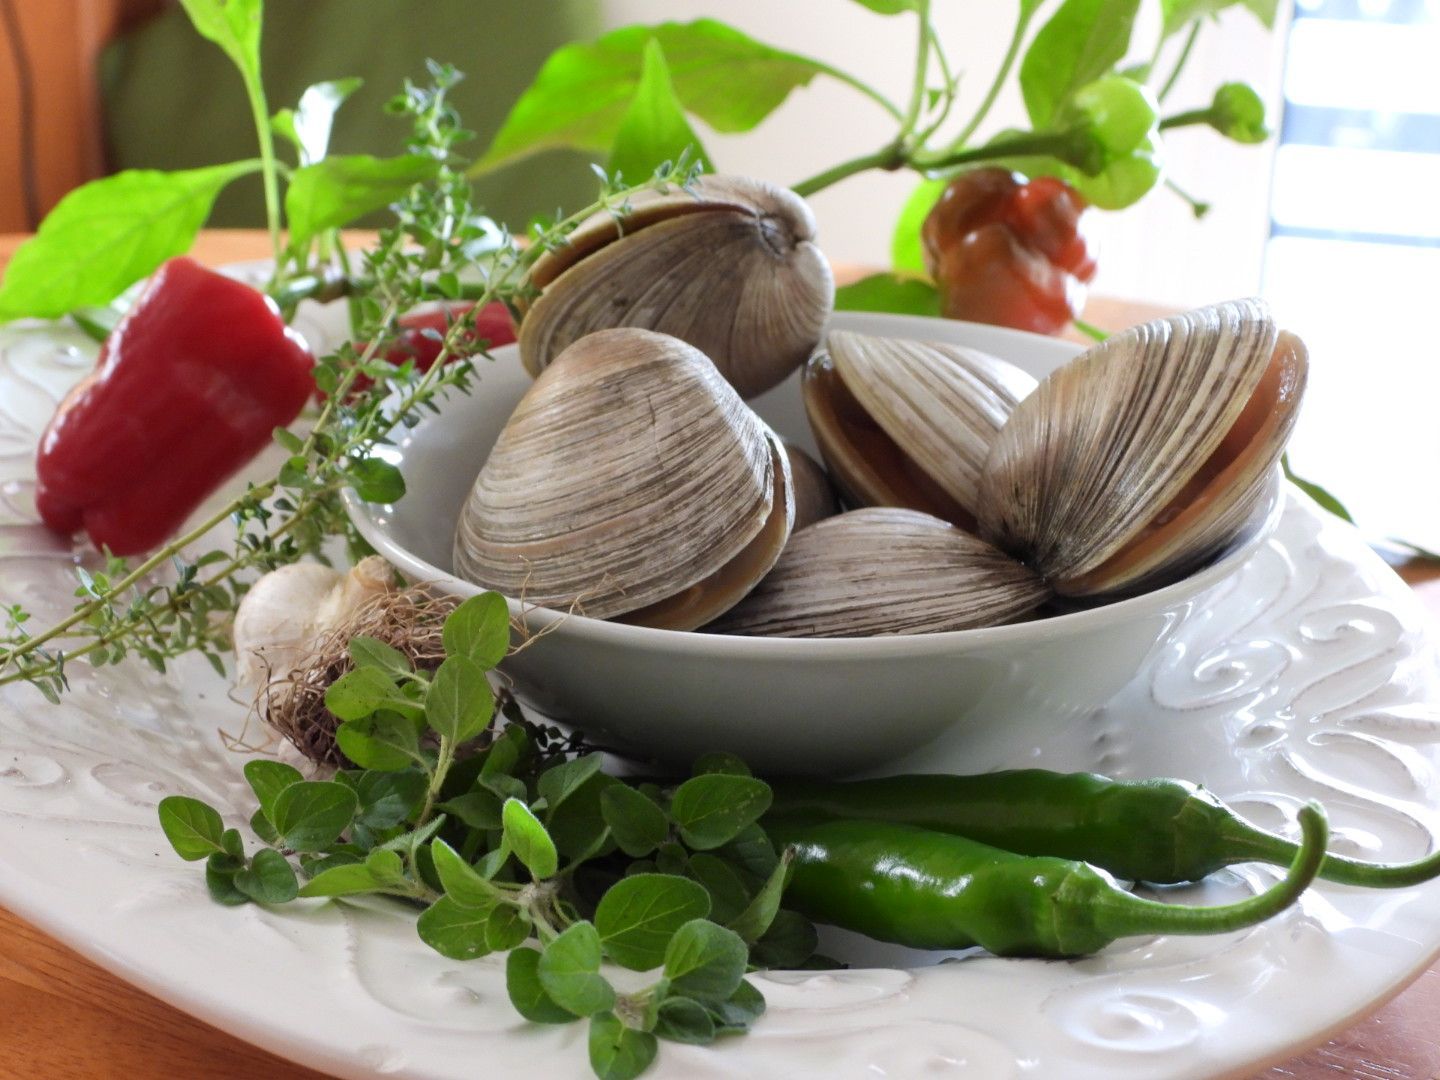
[{"left": 344, "top": 312, "right": 1281, "bottom": 775}]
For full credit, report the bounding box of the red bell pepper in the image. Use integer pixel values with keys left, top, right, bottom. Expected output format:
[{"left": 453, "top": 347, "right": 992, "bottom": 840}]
[
  {"left": 921, "top": 168, "right": 1098, "bottom": 336},
  {"left": 34, "top": 257, "right": 315, "bottom": 556}
]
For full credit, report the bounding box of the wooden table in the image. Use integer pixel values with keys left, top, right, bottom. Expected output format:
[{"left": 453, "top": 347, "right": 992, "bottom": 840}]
[{"left": 3, "top": 231, "right": 1440, "bottom": 1079}]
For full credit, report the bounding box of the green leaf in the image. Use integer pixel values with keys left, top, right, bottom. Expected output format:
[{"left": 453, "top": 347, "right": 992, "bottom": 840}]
[
  {"left": 297, "top": 860, "right": 388, "bottom": 897},
  {"left": 234, "top": 848, "right": 300, "bottom": 904},
  {"left": 706, "top": 979, "right": 767, "bottom": 1033},
  {"left": 485, "top": 903, "right": 532, "bottom": 951},
  {"left": 158, "top": 796, "right": 227, "bottom": 861},
  {"left": 548, "top": 773, "right": 618, "bottom": 860},
  {"left": 1282, "top": 453, "right": 1355, "bottom": 523},
  {"left": 890, "top": 176, "right": 946, "bottom": 274},
  {"left": 835, "top": 272, "right": 942, "bottom": 316},
  {"left": 417, "top": 895, "right": 495, "bottom": 960},
  {"left": 430, "top": 839, "right": 504, "bottom": 909},
  {"left": 589, "top": 1012, "right": 658, "bottom": 1080},
  {"left": 363, "top": 848, "right": 408, "bottom": 886},
  {"left": 538, "top": 923, "right": 616, "bottom": 1017},
  {"left": 669, "top": 775, "right": 773, "bottom": 850},
  {"left": 691, "top": 752, "right": 750, "bottom": 778},
  {"left": 654, "top": 996, "right": 717, "bottom": 1045},
  {"left": 476, "top": 19, "right": 834, "bottom": 173},
  {"left": 1160, "top": 0, "right": 1277, "bottom": 38},
  {"left": 270, "top": 781, "right": 358, "bottom": 852},
  {"left": 750, "top": 909, "right": 819, "bottom": 969},
  {"left": 205, "top": 853, "right": 250, "bottom": 906},
  {"left": 507, "top": 947, "right": 578, "bottom": 1023},
  {"left": 242, "top": 760, "right": 304, "bottom": 822},
  {"left": 354, "top": 768, "right": 427, "bottom": 829},
  {"left": 686, "top": 855, "right": 751, "bottom": 924},
  {"left": 441, "top": 592, "right": 512, "bottom": 669},
  {"left": 1019, "top": 0, "right": 1142, "bottom": 128},
  {"left": 336, "top": 712, "right": 423, "bottom": 771},
  {"left": 0, "top": 162, "right": 260, "bottom": 321},
  {"left": 437, "top": 789, "right": 503, "bottom": 831},
  {"left": 728, "top": 848, "right": 794, "bottom": 944},
  {"left": 178, "top": 0, "right": 262, "bottom": 75},
  {"left": 848, "top": 0, "right": 919, "bottom": 11},
  {"left": 425, "top": 656, "right": 495, "bottom": 744},
  {"left": 601, "top": 784, "right": 670, "bottom": 858},
  {"left": 595, "top": 873, "right": 711, "bottom": 971},
  {"left": 722, "top": 823, "right": 780, "bottom": 880},
  {"left": 286, "top": 154, "right": 442, "bottom": 253},
  {"left": 250, "top": 808, "right": 280, "bottom": 845},
  {"left": 325, "top": 666, "right": 401, "bottom": 722},
  {"left": 663, "top": 919, "right": 748, "bottom": 1001},
  {"left": 347, "top": 457, "right": 408, "bottom": 505},
  {"left": 502, "top": 798, "right": 559, "bottom": 880},
  {"left": 278, "top": 77, "right": 363, "bottom": 164},
  {"left": 608, "top": 39, "right": 715, "bottom": 182},
  {"left": 538, "top": 753, "right": 606, "bottom": 815},
  {"left": 348, "top": 636, "right": 412, "bottom": 677}
]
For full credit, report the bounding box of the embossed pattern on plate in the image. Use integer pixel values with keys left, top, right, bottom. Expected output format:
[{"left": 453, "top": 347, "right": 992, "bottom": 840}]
[{"left": 2, "top": 314, "right": 1439, "bottom": 1080}]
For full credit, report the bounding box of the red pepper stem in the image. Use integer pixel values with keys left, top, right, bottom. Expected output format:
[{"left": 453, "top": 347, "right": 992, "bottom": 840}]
[{"left": 1093, "top": 803, "right": 1328, "bottom": 940}]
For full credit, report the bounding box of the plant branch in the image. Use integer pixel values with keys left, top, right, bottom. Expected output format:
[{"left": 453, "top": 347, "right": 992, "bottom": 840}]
[
  {"left": 790, "top": 145, "right": 907, "bottom": 197},
  {"left": 1158, "top": 21, "right": 1202, "bottom": 103},
  {"left": 811, "top": 61, "right": 904, "bottom": 121},
  {"left": 953, "top": 1, "right": 1037, "bottom": 149},
  {"left": 912, "top": 129, "right": 1081, "bottom": 171},
  {"left": 1158, "top": 107, "right": 1214, "bottom": 131},
  {"left": 897, "top": 0, "right": 935, "bottom": 145}
]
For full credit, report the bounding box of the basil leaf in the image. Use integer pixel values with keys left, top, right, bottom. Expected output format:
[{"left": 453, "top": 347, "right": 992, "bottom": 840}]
[
  {"left": 507, "top": 947, "right": 578, "bottom": 1023},
  {"left": 242, "top": 760, "right": 303, "bottom": 822},
  {"left": 158, "top": 796, "right": 227, "bottom": 861},
  {"left": 425, "top": 656, "right": 495, "bottom": 744},
  {"left": 595, "top": 873, "right": 711, "bottom": 971},
  {"left": 274, "top": 77, "right": 363, "bottom": 165},
  {"left": 0, "top": 162, "right": 260, "bottom": 321},
  {"left": 348, "top": 635, "right": 412, "bottom": 677},
  {"left": 835, "top": 272, "right": 942, "bottom": 316},
  {"left": 502, "top": 798, "right": 559, "bottom": 880},
  {"left": 417, "top": 895, "right": 495, "bottom": 960},
  {"left": 538, "top": 923, "right": 615, "bottom": 1017},
  {"left": 286, "top": 154, "right": 442, "bottom": 252},
  {"left": 669, "top": 775, "right": 773, "bottom": 850},
  {"left": 588, "top": 1012, "right": 658, "bottom": 1080},
  {"left": 476, "top": 19, "right": 834, "bottom": 173},
  {"left": 1019, "top": 0, "right": 1142, "bottom": 128},
  {"left": 608, "top": 39, "right": 715, "bottom": 182},
  {"left": 441, "top": 592, "right": 511, "bottom": 669},
  {"left": 663, "top": 919, "right": 747, "bottom": 1001},
  {"left": 889, "top": 176, "right": 946, "bottom": 274},
  {"left": 234, "top": 848, "right": 299, "bottom": 904},
  {"left": 600, "top": 783, "right": 669, "bottom": 858},
  {"left": 653, "top": 996, "right": 717, "bottom": 1045},
  {"left": 270, "top": 780, "right": 358, "bottom": 852}
]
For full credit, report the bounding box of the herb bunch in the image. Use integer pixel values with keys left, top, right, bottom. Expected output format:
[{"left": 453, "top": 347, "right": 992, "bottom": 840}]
[{"left": 159, "top": 595, "right": 813, "bottom": 1080}]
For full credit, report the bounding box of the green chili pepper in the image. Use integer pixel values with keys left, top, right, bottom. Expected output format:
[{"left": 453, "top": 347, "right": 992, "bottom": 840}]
[
  {"left": 769, "top": 770, "right": 1440, "bottom": 888},
  {"left": 766, "top": 805, "right": 1326, "bottom": 957}
]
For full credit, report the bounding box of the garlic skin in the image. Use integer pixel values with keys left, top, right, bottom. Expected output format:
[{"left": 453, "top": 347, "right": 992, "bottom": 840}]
[{"left": 233, "top": 556, "right": 392, "bottom": 690}]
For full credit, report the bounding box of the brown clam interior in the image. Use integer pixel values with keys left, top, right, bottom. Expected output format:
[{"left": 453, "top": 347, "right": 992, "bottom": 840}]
[
  {"left": 802, "top": 355, "right": 978, "bottom": 532},
  {"left": 1060, "top": 330, "right": 1308, "bottom": 596},
  {"left": 617, "top": 440, "right": 794, "bottom": 631}
]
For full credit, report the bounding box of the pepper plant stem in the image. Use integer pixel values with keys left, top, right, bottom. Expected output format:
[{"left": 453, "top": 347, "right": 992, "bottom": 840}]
[
  {"left": 952, "top": 2, "right": 1037, "bottom": 149},
  {"left": 1158, "top": 21, "right": 1202, "bottom": 103},
  {"left": 1159, "top": 107, "right": 1214, "bottom": 131}
]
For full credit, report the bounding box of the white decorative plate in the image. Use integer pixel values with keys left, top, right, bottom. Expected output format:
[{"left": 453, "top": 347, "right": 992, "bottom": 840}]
[{"left": 3, "top": 315, "right": 1440, "bottom": 1080}]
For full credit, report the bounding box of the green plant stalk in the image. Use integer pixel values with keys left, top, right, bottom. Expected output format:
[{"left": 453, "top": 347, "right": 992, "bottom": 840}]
[
  {"left": 952, "top": 0, "right": 1037, "bottom": 149},
  {"left": 811, "top": 60, "right": 904, "bottom": 121},
  {"left": 240, "top": 64, "right": 284, "bottom": 275},
  {"left": 419, "top": 735, "right": 455, "bottom": 827},
  {"left": 897, "top": 0, "right": 934, "bottom": 144},
  {"left": 1159, "top": 107, "right": 1214, "bottom": 131},
  {"left": 1158, "top": 21, "right": 1202, "bottom": 103}
]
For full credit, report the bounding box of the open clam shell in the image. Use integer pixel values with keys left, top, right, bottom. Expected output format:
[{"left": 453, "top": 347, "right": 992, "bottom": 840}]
[
  {"left": 802, "top": 332, "right": 1037, "bottom": 530},
  {"left": 453, "top": 328, "right": 793, "bottom": 629},
  {"left": 977, "top": 298, "right": 1308, "bottom": 597},
  {"left": 708, "top": 508, "right": 1048, "bottom": 638},
  {"left": 519, "top": 175, "right": 834, "bottom": 400}
]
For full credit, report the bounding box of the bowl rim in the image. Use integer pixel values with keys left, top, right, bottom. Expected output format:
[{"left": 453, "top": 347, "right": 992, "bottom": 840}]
[{"left": 342, "top": 311, "right": 1286, "bottom": 659}]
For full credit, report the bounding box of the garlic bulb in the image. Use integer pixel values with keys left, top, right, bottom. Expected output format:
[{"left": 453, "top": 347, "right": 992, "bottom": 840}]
[{"left": 232, "top": 556, "right": 393, "bottom": 690}]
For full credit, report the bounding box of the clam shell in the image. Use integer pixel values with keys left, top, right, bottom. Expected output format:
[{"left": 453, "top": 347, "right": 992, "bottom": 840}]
[
  {"left": 708, "top": 508, "right": 1048, "bottom": 638},
  {"left": 453, "top": 328, "right": 790, "bottom": 627},
  {"left": 781, "top": 439, "right": 840, "bottom": 532},
  {"left": 803, "top": 333, "right": 1036, "bottom": 529},
  {"left": 519, "top": 175, "right": 834, "bottom": 399},
  {"left": 977, "top": 298, "right": 1306, "bottom": 597}
]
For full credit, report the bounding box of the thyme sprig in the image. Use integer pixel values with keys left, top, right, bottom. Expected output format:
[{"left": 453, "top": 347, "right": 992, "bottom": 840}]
[{"left": 0, "top": 68, "right": 699, "bottom": 700}]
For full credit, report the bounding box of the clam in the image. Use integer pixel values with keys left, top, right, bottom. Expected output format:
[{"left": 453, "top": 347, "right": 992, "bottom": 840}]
[
  {"left": 709, "top": 508, "right": 1048, "bottom": 637},
  {"left": 802, "top": 332, "right": 1037, "bottom": 530},
  {"left": 781, "top": 439, "right": 840, "bottom": 531},
  {"left": 519, "top": 175, "right": 835, "bottom": 399},
  {"left": 453, "top": 328, "right": 794, "bottom": 629},
  {"left": 978, "top": 298, "right": 1308, "bottom": 597}
]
